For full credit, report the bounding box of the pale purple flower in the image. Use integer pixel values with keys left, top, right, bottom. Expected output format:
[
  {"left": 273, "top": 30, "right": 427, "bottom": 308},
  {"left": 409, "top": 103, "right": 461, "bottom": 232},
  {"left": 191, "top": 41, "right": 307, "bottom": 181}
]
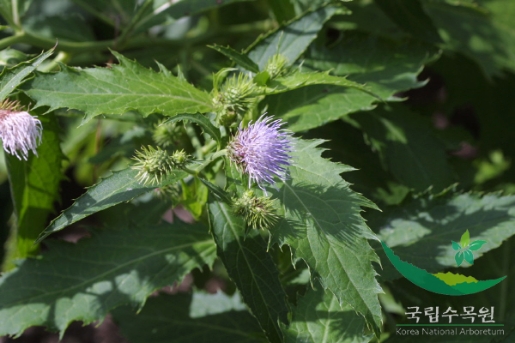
[
  {"left": 228, "top": 115, "right": 293, "bottom": 188},
  {"left": 0, "top": 109, "right": 42, "bottom": 160}
]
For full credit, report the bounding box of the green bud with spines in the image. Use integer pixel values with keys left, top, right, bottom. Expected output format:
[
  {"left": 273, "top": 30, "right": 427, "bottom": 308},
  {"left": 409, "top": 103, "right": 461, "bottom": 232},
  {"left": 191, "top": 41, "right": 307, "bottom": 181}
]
[
  {"left": 265, "top": 54, "right": 289, "bottom": 79},
  {"left": 213, "top": 73, "right": 257, "bottom": 126},
  {"left": 233, "top": 190, "right": 279, "bottom": 230},
  {"left": 152, "top": 120, "right": 186, "bottom": 148},
  {"left": 132, "top": 146, "right": 190, "bottom": 185}
]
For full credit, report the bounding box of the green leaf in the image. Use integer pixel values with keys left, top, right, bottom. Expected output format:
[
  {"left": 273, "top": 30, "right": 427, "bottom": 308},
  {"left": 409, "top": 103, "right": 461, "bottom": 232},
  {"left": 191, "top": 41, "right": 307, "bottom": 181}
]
[
  {"left": 0, "top": 48, "right": 54, "bottom": 102},
  {"left": 468, "top": 240, "right": 486, "bottom": 251},
  {"left": 3, "top": 113, "right": 64, "bottom": 268},
  {"left": 349, "top": 105, "right": 455, "bottom": 192},
  {"left": 266, "top": 31, "right": 439, "bottom": 132},
  {"left": 113, "top": 293, "right": 266, "bottom": 343},
  {"left": 374, "top": 0, "right": 442, "bottom": 43},
  {"left": 134, "top": 0, "right": 255, "bottom": 34},
  {"left": 209, "top": 200, "right": 289, "bottom": 343},
  {"left": 162, "top": 113, "right": 221, "bottom": 146},
  {"left": 209, "top": 45, "right": 260, "bottom": 73},
  {"left": 267, "top": 0, "right": 296, "bottom": 23},
  {"left": 266, "top": 85, "right": 376, "bottom": 132},
  {"left": 38, "top": 167, "right": 188, "bottom": 242},
  {"left": 0, "top": 206, "right": 217, "bottom": 337},
  {"left": 460, "top": 229, "right": 470, "bottom": 248},
  {"left": 246, "top": 5, "right": 339, "bottom": 70},
  {"left": 370, "top": 191, "right": 515, "bottom": 280},
  {"left": 283, "top": 284, "right": 373, "bottom": 343},
  {"left": 262, "top": 71, "right": 377, "bottom": 98},
  {"left": 271, "top": 139, "right": 383, "bottom": 335},
  {"left": 451, "top": 241, "right": 461, "bottom": 251},
  {"left": 303, "top": 31, "right": 440, "bottom": 100},
  {"left": 23, "top": 51, "right": 213, "bottom": 124},
  {"left": 422, "top": 0, "right": 515, "bottom": 77}
]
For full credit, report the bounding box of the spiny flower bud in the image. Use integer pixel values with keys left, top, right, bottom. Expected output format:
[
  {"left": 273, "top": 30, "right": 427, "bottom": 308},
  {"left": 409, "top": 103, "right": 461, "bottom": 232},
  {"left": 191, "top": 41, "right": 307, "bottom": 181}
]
[
  {"left": 132, "top": 146, "right": 189, "bottom": 185},
  {"left": 213, "top": 73, "right": 257, "bottom": 126},
  {"left": 265, "top": 54, "right": 288, "bottom": 79},
  {"left": 233, "top": 190, "right": 279, "bottom": 230},
  {"left": 0, "top": 100, "right": 42, "bottom": 161},
  {"left": 228, "top": 114, "right": 293, "bottom": 189},
  {"left": 152, "top": 120, "right": 186, "bottom": 148}
]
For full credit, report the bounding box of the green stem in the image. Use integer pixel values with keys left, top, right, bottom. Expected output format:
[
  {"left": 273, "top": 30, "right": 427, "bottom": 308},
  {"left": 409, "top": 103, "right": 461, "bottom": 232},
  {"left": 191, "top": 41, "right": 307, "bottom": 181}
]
[
  {"left": 38, "top": 51, "right": 71, "bottom": 72},
  {"left": 0, "top": 20, "right": 272, "bottom": 54},
  {"left": 11, "top": 0, "right": 20, "bottom": 27}
]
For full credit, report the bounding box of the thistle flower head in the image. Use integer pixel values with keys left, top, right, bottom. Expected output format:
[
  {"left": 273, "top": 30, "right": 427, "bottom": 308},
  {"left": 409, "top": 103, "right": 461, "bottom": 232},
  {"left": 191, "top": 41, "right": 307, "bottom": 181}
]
[
  {"left": 0, "top": 100, "right": 42, "bottom": 161},
  {"left": 132, "top": 146, "right": 190, "bottom": 185},
  {"left": 233, "top": 190, "right": 279, "bottom": 230},
  {"left": 228, "top": 114, "right": 293, "bottom": 189}
]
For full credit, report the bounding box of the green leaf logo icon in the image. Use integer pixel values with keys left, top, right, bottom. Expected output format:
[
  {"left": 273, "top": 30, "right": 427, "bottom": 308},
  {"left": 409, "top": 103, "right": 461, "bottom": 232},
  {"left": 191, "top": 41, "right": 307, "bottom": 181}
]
[{"left": 452, "top": 230, "right": 487, "bottom": 266}]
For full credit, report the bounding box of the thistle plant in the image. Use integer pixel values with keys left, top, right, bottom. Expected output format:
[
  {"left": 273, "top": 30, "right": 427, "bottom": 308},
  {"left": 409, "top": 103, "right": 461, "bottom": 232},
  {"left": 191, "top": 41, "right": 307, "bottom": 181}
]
[
  {"left": 3, "top": 2, "right": 515, "bottom": 342},
  {"left": 0, "top": 100, "right": 42, "bottom": 160},
  {"left": 228, "top": 114, "right": 293, "bottom": 189}
]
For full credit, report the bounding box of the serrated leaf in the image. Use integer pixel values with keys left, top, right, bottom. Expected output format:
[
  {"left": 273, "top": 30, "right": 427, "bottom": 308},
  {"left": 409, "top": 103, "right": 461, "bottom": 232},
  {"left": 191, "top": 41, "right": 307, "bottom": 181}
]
[
  {"left": 282, "top": 283, "right": 373, "bottom": 343},
  {"left": 209, "top": 200, "right": 289, "bottom": 343},
  {"left": 468, "top": 240, "right": 486, "bottom": 251},
  {"left": 265, "top": 85, "right": 377, "bottom": 132},
  {"left": 262, "top": 71, "right": 377, "bottom": 98},
  {"left": 0, "top": 210, "right": 217, "bottom": 337},
  {"left": 266, "top": 31, "right": 439, "bottom": 131},
  {"left": 271, "top": 139, "right": 383, "bottom": 335},
  {"left": 113, "top": 293, "right": 266, "bottom": 343},
  {"left": 134, "top": 0, "right": 255, "bottom": 34},
  {"left": 422, "top": 0, "right": 515, "bottom": 77},
  {"left": 451, "top": 241, "right": 461, "bottom": 251},
  {"left": 350, "top": 105, "right": 455, "bottom": 192},
  {"left": 0, "top": 48, "right": 54, "bottom": 102},
  {"left": 247, "top": 5, "right": 339, "bottom": 70},
  {"left": 210, "top": 45, "right": 260, "bottom": 73},
  {"left": 460, "top": 229, "right": 470, "bottom": 247},
  {"left": 38, "top": 167, "right": 188, "bottom": 242},
  {"left": 23, "top": 52, "right": 213, "bottom": 124},
  {"left": 4, "top": 113, "right": 64, "bottom": 268},
  {"left": 374, "top": 0, "right": 442, "bottom": 43},
  {"left": 370, "top": 191, "right": 515, "bottom": 280}
]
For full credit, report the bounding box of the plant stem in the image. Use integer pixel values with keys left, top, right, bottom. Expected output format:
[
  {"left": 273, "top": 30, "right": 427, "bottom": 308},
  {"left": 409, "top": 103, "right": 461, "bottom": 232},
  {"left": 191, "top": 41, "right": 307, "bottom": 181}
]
[{"left": 11, "top": 0, "right": 20, "bottom": 27}]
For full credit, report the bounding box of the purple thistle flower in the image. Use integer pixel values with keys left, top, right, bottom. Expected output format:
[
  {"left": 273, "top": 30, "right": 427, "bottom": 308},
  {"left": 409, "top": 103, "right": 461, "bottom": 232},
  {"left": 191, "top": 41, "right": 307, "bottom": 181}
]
[
  {"left": 0, "top": 103, "right": 42, "bottom": 161},
  {"left": 228, "top": 115, "right": 293, "bottom": 189}
]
